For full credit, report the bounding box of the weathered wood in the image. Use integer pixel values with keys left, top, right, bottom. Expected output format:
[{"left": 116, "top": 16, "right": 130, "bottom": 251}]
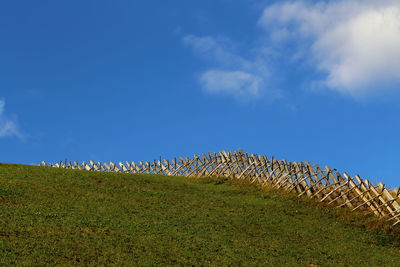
[
  {"left": 158, "top": 160, "right": 173, "bottom": 176},
  {"left": 320, "top": 181, "right": 350, "bottom": 202},
  {"left": 352, "top": 192, "right": 384, "bottom": 212},
  {"left": 131, "top": 161, "right": 141, "bottom": 173},
  {"left": 328, "top": 183, "right": 362, "bottom": 205},
  {"left": 40, "top": 150, "right": 400, "bottom": 225},
  {"left": 380, "top": 187, "right": 400, "bottom": 214},
  {"left": 353, "top": 176, "right": 384, "bottom": 216},
  {"left": 363, "top": 179, "right": 394, "bottom": 217},
  {"left": 299, "top": 164, "right": 333, "bottom": 200},
  {"left": 286, "top": 165, "right": 315, "bottom": 193},
  {"left": 118, "top": 162, "right": 128, "bottom": 172},
  {"left": 237, "top": 161, "right": 255, "bottom": 179},
  {"left": 103, "top": 162, "right": 111, "bottom": 171}
]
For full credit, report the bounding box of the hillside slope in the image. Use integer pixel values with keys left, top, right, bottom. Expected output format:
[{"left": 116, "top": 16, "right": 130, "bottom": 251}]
[{"left": 1, "top": 163, "right": 400, "bottom": 266}]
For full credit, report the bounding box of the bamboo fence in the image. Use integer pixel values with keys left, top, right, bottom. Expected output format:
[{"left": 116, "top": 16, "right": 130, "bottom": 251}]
[{"left": 40, "top": 150, "right": 400, "bottom": 226}]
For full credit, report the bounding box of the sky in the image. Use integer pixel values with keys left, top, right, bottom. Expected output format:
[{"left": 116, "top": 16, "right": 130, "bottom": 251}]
[{"left": 1, "top": 0, "right": 400, "bottom": 187}]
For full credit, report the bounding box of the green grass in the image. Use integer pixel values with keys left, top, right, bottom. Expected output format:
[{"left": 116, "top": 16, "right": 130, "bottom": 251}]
[{"left": 1, "top": 163, "right": 400, "bottom": 266}]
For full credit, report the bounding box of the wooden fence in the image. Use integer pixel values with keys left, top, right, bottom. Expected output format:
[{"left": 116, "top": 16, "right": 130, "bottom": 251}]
[{"left": 40, "top": 150, "right": 400, "bottom": 226}]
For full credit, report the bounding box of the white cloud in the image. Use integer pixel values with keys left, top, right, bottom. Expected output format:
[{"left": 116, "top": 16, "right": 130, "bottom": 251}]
[
  {"left": 183, "top": 35, "right": 251, "bottom": 69},
  {"left": 259, "top": 0, "right": 400, "bottom": 96},
  {"left": 183, "top": 35, "right": 269, "bottom": 99},
  {"left": 200, "top": 70, "right": 263, "bottom": 98},
  {"left": 0, "top": 99, "right": 23, "bottom": 139}
]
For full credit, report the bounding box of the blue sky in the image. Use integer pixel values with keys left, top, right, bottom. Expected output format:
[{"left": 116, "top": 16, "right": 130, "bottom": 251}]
[{"left": 1, "top": 0, "right": 400, "bottom": 187}]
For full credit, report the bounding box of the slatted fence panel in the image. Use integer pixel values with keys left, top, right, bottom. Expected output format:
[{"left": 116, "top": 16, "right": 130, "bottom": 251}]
[{"left": 39, "top": 150, "right": 400, "bottom": 225}]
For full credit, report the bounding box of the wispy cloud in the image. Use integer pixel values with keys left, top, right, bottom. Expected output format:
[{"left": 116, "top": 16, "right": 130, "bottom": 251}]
[
  {"left": 200, "top": 70, "right": 263, "bottom": 97},
  {"left": 184, "top": 1, "right": 400, "bottom": 100},
  {"left": 0, "top": 99, "right": 24, "bottom": 140},
  {"left": 183, "top": 35, "right": 270, "bottom": 100},
  {"left": 259, "top": 0, "right": 400, "bottom": 97},
  {"left": 183, "top": 35, "right": 250, "bottom": 69}
]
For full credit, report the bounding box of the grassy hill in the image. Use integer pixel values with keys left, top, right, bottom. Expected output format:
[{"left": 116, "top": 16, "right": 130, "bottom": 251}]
[{"left": 1, "top": 163, "right": 400, "bottom": 266}]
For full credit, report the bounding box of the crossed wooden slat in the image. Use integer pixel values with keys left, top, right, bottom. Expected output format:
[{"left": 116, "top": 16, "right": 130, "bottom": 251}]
[{"left": 39, "top": 150, "right": 400, "bottom": 225}]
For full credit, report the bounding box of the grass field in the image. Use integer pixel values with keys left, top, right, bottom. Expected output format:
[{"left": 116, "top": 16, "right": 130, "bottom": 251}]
[{"left": 1, "top": 163, "right": 400, "bottom": 266}]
